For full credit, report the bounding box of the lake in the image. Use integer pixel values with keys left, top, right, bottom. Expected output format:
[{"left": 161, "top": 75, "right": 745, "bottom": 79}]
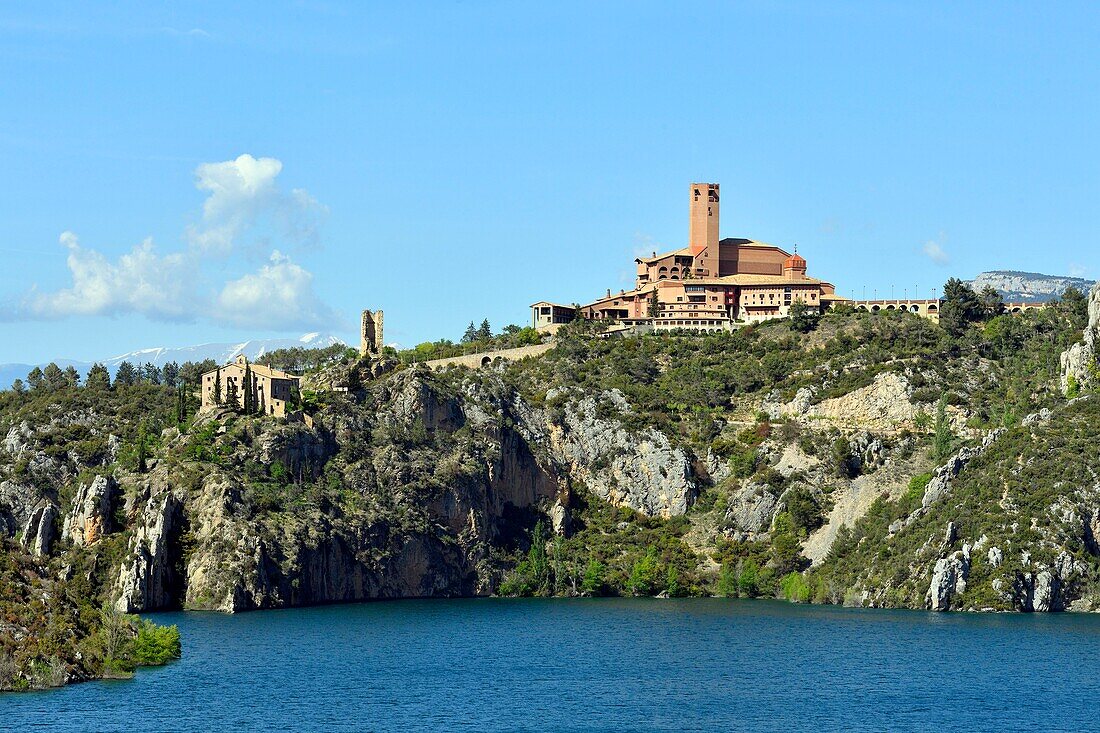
[{"left": 4, "top": 598, "right": 1099, "bottom": 731}]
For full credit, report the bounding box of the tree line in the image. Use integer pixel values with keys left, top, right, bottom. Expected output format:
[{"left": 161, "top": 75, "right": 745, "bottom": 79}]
[{"left": 9, "top": 359, "right": 217, "bottom": 395}]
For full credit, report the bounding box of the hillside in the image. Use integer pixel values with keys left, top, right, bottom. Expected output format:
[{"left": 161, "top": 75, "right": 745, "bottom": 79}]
[
  {"left": 967, "top": 270, "right": 1095, "bottom": 302},
  {"left": 1, "top": 282, "right": 1099, "bottom": 689}
]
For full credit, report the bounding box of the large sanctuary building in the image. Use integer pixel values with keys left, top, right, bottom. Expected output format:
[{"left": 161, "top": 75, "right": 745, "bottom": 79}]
[{"left": 532, "top": 183, "right": 846, "bottom": 331}]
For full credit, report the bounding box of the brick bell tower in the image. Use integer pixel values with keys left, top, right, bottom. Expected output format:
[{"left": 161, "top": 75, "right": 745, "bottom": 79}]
[{"left": 688, "top": 183, "right": 719, "bottom": 277}]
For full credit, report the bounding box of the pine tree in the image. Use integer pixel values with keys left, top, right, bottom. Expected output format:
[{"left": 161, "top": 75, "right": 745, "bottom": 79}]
[
  {"left": 162, "top": 361, "right": 180, "bottom": 388},
  {"left": 141, "top": 363, "right": 162, "bottom": 385},
  {"left": 26, "top": 367, "right": 44, "bottom": 390},
  {"left": 63, "top": 365, "right": 80, "bottom": 388},
  {"left": 462, "top": 321, "right": 478, "bottom": 343},
  {"left": 979, "top": 285, "right": 1005, "bottom": 319},
  {"left": 10, "top": 378, "right": 25, "bottom": 394},
  {"left": 115, "top": 361, "right": 138, "bottom": 387},
  {"left": 939, "top": 278, "right": 983, "bottom": 337},
  {"left": 43, "top": 363, "right": 65, "bottom": 390},
  {"left": 477, "top": 319, "right": 492, "bottom": 341},
  {"left": 86, "top": 363, "right": 111, "bottom": 390}
]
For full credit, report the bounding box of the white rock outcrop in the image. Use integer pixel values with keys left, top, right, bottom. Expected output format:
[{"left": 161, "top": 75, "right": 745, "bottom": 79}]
[
  {"left": 66, "top": 475, "right": 117, "bottom": 546},
  {"left": 544, "top": 390, "right": 695, "bottom": 517},
  {"left": 928, "top": 542, "right": 971, "bottom": 611},
  {"left": 764, "top": 373, "right": 918, "bottom": 430},
  {"left": 116, "top": 490, "right": 182, "bottom": 613},
  {"left": 1060, "top": 281, "right": 1100, "bottom": 393}
]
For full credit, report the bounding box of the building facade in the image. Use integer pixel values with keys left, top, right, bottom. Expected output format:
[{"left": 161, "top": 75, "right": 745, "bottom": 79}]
[
  {"left": 200, "top": 355, "right": 299, "bottom": 417},
  {"left": 530, "top": 301, "right": 578, "bottom": 330},
  {"left": 541, "top": 183, "right": 845, "bottom": 330}
]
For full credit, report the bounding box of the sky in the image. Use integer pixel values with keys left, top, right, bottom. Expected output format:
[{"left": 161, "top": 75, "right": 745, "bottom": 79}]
[{"left": 1, "top": 2, "right": 1098, "bottom": 364}]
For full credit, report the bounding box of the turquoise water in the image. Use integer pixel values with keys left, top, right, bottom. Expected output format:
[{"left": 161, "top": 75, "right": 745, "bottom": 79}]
[{"left": 4, "top": 598, "right": 1100, "bottom": 731}]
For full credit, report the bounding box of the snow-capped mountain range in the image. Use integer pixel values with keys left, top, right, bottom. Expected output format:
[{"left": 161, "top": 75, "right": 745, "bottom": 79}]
[{"left": 0, "top": 333, "right": 345, "bottom": 389}]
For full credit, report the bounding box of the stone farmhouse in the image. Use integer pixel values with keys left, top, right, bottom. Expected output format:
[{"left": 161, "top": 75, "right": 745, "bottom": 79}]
[
  {"left": 200, "top": 355, "right": 299, "bottom": 418},
  {"left": 532, "top": 182, "right": 847, "bottom": 332}
]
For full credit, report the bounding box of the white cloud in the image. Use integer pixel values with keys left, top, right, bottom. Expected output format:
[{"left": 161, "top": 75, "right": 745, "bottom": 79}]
[
  {"left": 215, "top": 251, "right": 336, "bottom": 330},
  {"left": 922, "top": 237, "right": 949, "bottom": 265},
  {"left": 3, "top": 154, "right": 339, "bottom": 332},
  {"left": 22, "top": 232, "right": 198, "bottom": 321},
  {"left": 186, "top": 154, "right": 327, "bottom": 254}
]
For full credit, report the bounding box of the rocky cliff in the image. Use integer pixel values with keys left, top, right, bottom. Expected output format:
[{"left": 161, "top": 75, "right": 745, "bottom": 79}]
[
  {"left": 2, "top": 302, "right": 1098, "bottom": 644},
  {"left": 1060, "top": 281, "right": 1100, "bottom": 393},
  {"left": 967, "top": 270, "right": 1095, "bottom": 302}
]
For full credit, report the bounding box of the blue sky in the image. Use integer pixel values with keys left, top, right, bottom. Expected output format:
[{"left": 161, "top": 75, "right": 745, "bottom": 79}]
[{"left": 1, "top": 2, "right": 1098, "bottom": 364}]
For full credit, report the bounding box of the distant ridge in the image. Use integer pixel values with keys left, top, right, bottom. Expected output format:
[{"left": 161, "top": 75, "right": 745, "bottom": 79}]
[
  {"left": 965, "top": 270, "right": 1095, "bottom": 302},
  {"left": 0, "top": 332, "right": 345, "bottom": 389}
]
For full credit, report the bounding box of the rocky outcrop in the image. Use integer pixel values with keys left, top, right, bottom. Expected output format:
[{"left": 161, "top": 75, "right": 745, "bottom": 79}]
[
  {"left": 3, "top": 422, "right": 31, "bottom": 456},
  {"left": 0, "top": 480, "right": 38, "bottom": 538},
  {"left": 182, "top": 476, "right": 280, "bottom": 612},
  {"left": 257, "top": 423, "right": 333, "bottom": 482},
  {"left": 115, "top": 489, "right": 183, "bottom": 613},
  {"left": 927, "top": 540, "right": 970, "bottom": 611},
  {"left": 764, "top": 373, "right": 917, "bottom": 430},
  {"left": 968, "top": 270, "right": 1095, "bottom": 303},
  {"left": 1060, "top": 281, "right": 1100, "bottom": 393},
  {"left": 1001, "top": 551, "right": 1085, "bottom": 612},
  {"left": 114, "top": 370, "right": 569, "bottom": 613},
  {"left": 542, "top": 389, "right": 694, "bottom": 517},
  {"left": 20, "top": 500, "right": 58, "bottom": 557},
  {"left": 66, "top": 475, "right": 117, "bottom": 546},
  {"left": 724, "top": 482, "right": 779, "bottom": 540},
  {"left": 921, "top": 429, "right": 1004, "bottom": 509}
]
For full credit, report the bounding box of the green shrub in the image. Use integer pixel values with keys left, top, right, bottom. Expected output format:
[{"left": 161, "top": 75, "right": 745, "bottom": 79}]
[
  {"left": 131, "top": 621, "right": 181, "bottom": 666},
  {"left": 780, "top": 572, "right": 811, "bottom": 602}
]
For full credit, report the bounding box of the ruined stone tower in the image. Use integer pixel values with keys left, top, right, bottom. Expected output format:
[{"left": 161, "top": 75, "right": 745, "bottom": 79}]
[{"left": 360, "top": 309, "right": 384, "bottom": 357}]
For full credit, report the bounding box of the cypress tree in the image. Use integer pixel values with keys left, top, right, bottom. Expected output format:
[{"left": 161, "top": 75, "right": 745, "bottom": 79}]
[
  {"left": 243, "top": 362, "right": 254, "bottom": 415},
  {"left": 225, "top": 378, "right": 238, "bottom": 411},
  {"left": 136, "top": 424, "right": 148, "bottom": 474},
  {"left": 214, "top": 368, "right": 222, "bottom": 406},
  {"left": 176, "top": 383, "right": 186, "bottom": 423}
]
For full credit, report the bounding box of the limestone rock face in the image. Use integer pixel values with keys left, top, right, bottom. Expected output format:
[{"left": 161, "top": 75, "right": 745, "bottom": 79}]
[
  {"left": 928, "top": 543, "right": 971, "bottom": 611},
  {"left": 157, "top": 370, "right": 568, "bottom": 612},
  {"left": 116, "top": 489, "right": 183, "bottom": 613},
  {"left": 543, "top": 389, "right": 694, "bottom": 517},
  {"left": 813, "top": 373, "right": 917, "bottom": 429},
  {"left": 3, "top": 422, "right": 31, "bottom": 457},
  {"left": 66, "top": 475, "right": 117, "bottom": 546},
  {"left": 0, "top": 480, "right": 38, "bottom": 538},
  {"left": 1003, "top": 551, "right": 1084, "bottom": 612},
  {"left": 182, "top": 477, "right": 279, "bottom": 613},
  {"left": 1060, "top": 281, "right": 1100, "bottom": 393},
  {"left": 257, "top": 423, "right": 333, "bottom": 482},
  {"left": 724, "top": 482, "right": 779, "bottom": 540},
  {"left": 764, "top": 373, "right": 917, "bottom": 430},
  {"left": 21, "top": 500, "right": 58, "bottom": 557}
]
